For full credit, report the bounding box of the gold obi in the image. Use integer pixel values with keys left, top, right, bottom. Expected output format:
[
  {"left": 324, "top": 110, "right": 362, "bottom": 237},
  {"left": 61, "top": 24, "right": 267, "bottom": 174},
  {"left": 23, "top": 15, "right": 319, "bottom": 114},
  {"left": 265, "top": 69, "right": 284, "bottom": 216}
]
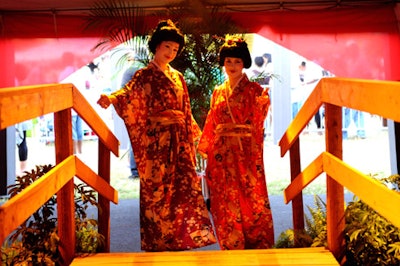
[
  {"left": 215, "top": 123, "right": 252, "bottom": 137},
  {"left": 148, "top": 110, "right": 185, "bottom": 126}
]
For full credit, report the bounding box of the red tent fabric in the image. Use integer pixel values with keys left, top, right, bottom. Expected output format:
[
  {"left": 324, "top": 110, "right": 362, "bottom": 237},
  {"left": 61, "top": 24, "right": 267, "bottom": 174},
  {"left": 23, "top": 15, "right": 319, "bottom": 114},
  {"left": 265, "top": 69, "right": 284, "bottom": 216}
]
[
  {"left": 0, "top": 4, "right": 399, "bottom": 87},
  {"left": 231, "top": 5, "right": 400, "bottom": 80}
]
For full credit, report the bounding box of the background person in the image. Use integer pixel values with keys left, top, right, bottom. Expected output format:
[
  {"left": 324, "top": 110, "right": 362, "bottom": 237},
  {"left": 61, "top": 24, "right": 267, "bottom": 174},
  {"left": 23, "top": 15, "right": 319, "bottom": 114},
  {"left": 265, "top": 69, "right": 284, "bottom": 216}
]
[
  {"left": 59, "top": 52, "right": 84, "bottom": 154},
  {"left": 15, "top": 120, "right": 32, "bottom": 174},
  {"left": 291, "top": 61, "right": 320, "bottom": 120},
  {"left": 251, "top": 56, "right": 269, "bottom": 85}
]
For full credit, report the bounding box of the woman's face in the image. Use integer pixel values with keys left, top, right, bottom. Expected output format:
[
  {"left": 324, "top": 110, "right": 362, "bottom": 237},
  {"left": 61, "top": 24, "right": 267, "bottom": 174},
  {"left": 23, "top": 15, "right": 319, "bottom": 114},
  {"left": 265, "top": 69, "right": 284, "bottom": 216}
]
[
  {"left": 224, "top": 57, "right": 244, "bottom": 80},
  {"left": 154, "top": 41, "right": 180, "bottom": 66}
]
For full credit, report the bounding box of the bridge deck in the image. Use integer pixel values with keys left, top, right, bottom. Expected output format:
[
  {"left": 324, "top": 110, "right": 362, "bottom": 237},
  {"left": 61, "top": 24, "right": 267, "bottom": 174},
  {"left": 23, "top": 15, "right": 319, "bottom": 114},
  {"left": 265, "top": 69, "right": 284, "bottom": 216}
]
[{"left": 71, "top": 247, "right": 339, "bottom": 265}]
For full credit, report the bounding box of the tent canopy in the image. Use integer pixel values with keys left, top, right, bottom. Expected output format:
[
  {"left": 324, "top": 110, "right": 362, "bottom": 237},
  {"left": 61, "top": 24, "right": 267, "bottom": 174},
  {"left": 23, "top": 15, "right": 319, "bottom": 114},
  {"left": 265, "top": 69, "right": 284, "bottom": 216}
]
[{"left": 1, "top": 0, "right": 400, "bottom": 87}]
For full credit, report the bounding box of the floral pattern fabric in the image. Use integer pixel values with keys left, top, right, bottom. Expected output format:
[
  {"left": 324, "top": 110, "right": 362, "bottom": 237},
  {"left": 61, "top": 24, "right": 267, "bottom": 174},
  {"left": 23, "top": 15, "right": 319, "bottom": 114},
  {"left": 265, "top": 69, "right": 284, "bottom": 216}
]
[
  {"left": 111, "top": 62, "right": 216, "bottom": 251},
  {"left": 198, "top": 74, "right": 274, "bottom": 250}
]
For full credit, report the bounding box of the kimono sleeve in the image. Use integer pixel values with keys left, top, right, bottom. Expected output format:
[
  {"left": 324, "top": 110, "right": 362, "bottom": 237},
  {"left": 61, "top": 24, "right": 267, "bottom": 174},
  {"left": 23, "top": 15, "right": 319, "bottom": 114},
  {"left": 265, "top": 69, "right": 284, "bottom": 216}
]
[
  {"left": 110, "top": 85, "right": 130, "bottom": 118},
  {"left": 111, "top": 72, "right": 147, "bottom": 144},
  {"left": 256, "top": 86, "right": 270, "bottom": 116},
  {"left": 253, "top": 85, "right": 271, "bottom": 144}
]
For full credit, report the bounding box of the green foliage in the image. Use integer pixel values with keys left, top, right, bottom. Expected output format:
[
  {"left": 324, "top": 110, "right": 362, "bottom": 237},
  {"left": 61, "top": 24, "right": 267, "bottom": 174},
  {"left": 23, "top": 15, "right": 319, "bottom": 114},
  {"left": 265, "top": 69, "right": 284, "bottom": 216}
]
[
  {"left": 84, "top": 1, "right": 148, "bottom": 53},
  {"left": 275, "top": 175, "right": 400, "bottom": 266},
  {"left": 165, "top": 2, "right": 242, "bottom": 128},
  {"left": 305, "top": 195, "right": 327, "bottom": 248},
  {"left": 75, "top": 218, "right": 105, "bottom": 254},
  {"left": 1, "top": 165, "right": 104, "bottom": 265},
  {"left": 87, "top": 0, "right": 243, "bottom": 129},
  {"left": 172, "top": 33, "right": 225, "bottom": 128},
  {"left": 249, "top": 72, "right": 282, "bottom": 85},
  {"left": 74, "top": 183, "right": 105, "bottom": 254},
  {"left": 344, "top": 175, "right": 400, "bottom": 266},
  {"left": 1, "top": 232, "right": 60, "bottom": 266},
  {"left": 274, "top": 195, "right": 327, "bottom": 248},
  {"left": 2, "top": 165, "right": 61, "bottom": 265},
  {"left": 274, "top": 229, "right": 295, "bottom": 248}
]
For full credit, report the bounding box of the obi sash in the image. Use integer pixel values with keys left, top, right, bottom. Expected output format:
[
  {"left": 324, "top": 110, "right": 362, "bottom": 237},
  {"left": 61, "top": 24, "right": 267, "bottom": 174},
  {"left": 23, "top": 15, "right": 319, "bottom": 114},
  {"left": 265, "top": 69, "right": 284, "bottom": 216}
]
[
  {"left": 148, "top": 110, "right": 189, "bottom": 164},
  {"left": 215, "top": 123, "right": 252, "bottom": 137},
  {"left": 149, "top": 110, "right": 185, "bottom": 126}
]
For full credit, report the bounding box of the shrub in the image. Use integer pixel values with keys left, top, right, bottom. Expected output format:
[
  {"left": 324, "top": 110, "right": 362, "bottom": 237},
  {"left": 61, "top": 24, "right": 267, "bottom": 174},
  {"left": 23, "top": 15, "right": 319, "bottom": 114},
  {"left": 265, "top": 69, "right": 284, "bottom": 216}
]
[
  {"left": 344, "top": 175, "right": 400, "bottom": 265},
  {"left": 275, "top": 175, "right": 400, "bottom": 266},
  {"left": 1, "top": 165, "right": 104, "bottom": 265},
  {"left": 274, "top": 195, "right": 326, "bottom": 248}
]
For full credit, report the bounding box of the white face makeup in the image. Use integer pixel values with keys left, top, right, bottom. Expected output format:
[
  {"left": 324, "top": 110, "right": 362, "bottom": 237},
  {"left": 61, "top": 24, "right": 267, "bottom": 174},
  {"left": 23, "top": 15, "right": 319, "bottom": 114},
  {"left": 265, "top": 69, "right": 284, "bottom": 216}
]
[
  {"left": 224, "top": 57, "right": 244, "bottom": 80},
  {"left": 153, "top": 41, "right": 180, "bottom": 67}
]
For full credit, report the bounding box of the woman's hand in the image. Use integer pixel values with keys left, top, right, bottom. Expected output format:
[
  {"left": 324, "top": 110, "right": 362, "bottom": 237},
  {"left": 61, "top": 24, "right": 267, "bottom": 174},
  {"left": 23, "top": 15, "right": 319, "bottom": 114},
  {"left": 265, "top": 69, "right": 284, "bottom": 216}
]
[{"left": 97, "top": 94, "right": 112, "bottom": 109}]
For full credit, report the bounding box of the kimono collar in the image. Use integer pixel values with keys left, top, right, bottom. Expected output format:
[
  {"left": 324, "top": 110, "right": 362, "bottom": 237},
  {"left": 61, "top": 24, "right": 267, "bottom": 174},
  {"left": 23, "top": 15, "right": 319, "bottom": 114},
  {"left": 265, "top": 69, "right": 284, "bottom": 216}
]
[
  {"left": 226, "top": 73, "right": 249, "bottom": 96},
  {"left": 150, "top": 60, "right": 179, "bottom": 85}
]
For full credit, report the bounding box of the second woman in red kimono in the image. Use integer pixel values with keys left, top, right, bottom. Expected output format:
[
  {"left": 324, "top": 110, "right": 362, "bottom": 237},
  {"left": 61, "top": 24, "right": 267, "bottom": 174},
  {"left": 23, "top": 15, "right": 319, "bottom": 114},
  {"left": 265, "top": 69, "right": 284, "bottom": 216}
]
[{"left": 198, "top": 36, "right": 274, "bottom": 250}]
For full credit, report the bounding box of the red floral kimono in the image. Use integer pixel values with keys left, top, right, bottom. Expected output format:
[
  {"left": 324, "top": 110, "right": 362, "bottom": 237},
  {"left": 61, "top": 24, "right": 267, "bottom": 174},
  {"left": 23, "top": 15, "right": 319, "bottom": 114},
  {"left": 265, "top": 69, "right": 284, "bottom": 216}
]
[
  {"left": 198, "top": 74, "right": 274, "bottom": 250},
  {"left": 111, "top": 62, "right": 216, "bottom": 251}
]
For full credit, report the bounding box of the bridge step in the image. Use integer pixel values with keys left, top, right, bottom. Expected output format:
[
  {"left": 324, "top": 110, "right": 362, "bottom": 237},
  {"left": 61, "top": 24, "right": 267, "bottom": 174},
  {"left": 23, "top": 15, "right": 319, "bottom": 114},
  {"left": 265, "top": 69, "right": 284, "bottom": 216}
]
[{"left": 71, "top": 247, "right": 339, "bottom": 265}]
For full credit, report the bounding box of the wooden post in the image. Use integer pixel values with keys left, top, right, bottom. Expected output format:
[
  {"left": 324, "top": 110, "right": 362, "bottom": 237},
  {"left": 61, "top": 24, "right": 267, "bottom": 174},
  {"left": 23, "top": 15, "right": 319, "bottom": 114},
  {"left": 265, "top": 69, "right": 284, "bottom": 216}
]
[
  {"left": 394, "top": 122, "right": 400, "bottom": 174},
  {"left": 0, "top": 129, "right": 7, "bottom": 196},
  {"left": 98, "top": 141, "right": 111, "bottom": 252},
  {"left": 0, "top": 39, "right": 16, "bottom": 197},
  {"left": 324, "top": 103, "right": 345, "bottom": 261},
  {"left": 290, "top": 138, "right": 305, "bottom": 246},
  {"left": 54, "top": 109, "right": 75, "bottom": 265}
]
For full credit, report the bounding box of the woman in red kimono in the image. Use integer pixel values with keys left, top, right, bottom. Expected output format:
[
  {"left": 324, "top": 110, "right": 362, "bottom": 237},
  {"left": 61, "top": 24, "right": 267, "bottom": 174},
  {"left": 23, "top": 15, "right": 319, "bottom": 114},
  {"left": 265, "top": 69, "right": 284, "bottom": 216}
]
[
  {"left": 97, "top": 20, "right": 216, "bottom": 252},
  {"left": 198, "top": 36, "right": 274, "bottom": 250}
]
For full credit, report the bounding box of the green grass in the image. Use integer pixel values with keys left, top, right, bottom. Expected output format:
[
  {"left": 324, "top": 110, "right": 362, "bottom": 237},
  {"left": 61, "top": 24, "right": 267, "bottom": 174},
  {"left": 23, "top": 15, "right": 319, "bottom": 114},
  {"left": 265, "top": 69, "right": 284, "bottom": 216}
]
[
  {"left": 110, "top": 171, "right": 328, "bottom": 199},
  {"left": 111, "top": 177, "right": 140, "bottom": 199},
  {"left": 5, "top": 130, "right": 390, "bottom": 201}
]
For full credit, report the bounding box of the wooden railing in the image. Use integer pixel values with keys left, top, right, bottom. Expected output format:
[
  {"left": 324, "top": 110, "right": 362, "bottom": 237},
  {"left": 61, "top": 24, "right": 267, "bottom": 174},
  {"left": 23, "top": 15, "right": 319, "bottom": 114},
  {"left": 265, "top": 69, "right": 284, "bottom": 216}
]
[
  {"left": 2, "top": 78, "right": 400, "bottom": 265},
  {"left": 0, "top": 83, "right": 120, "bottom": 265},
  {"left": 279, "top": 77, "right": 400, "bottom": 263}
]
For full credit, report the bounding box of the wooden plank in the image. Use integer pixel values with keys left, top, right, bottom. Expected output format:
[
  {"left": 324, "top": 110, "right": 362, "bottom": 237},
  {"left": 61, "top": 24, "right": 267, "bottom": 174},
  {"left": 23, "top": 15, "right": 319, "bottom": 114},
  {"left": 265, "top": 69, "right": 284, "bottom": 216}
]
[
  {"left": 288, "top": 139, "right": 305, "bottom": 237},
  {"left": 54, "top": 109, "right": 76, "bottom": 265},
  {"left": 0, "top": 83, "right": 73, "bottom": 129},
  {"left": 0, "top": 84, "right": 119, "bottom": 157},
  {"left": 321, "top": 78, "right": 400, "bottom": 122},
  {"left": 324, "top": 104, "right": 342, "bottom": 160},
  {"left": 72, "top": 87, "right": 119, "bottom": 156},
  {"left": 279, "top": 78, "right": 400, "bottom": 156},
  {"left": 97, "top": 141, "right": 112, "bottom": 252},
  {"left": 323, "top": 152, "right": 400, "bottom": 229},
  {"left": 75, "top": 156, "right": 118, "bottom": 204},
  {"left": 324, "top": 103, "right": 345, "bottom": 260},
  {"left": 284, "top": 153, "right": 324, "bottom": 204},
  {"left": 0, "top": 156, "right": 76, "bottom": 244},
  {"left": 71, "top": 248, "right": 339, "bottom": 265},
  {"left": 279, "top": 85, "right": 322, "bottom": 156}
]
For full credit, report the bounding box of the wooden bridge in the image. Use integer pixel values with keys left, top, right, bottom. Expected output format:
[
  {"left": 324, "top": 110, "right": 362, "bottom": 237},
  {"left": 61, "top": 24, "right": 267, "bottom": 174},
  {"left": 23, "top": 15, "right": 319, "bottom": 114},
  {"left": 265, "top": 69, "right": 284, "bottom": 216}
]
[{"left": 1, "top": 77, "right": 400, "bottom": 265}]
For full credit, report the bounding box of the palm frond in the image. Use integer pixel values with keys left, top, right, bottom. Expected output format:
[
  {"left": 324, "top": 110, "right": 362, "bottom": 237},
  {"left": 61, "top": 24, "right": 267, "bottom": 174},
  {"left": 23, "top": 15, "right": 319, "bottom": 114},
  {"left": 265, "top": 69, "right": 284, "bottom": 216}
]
[
  {"left": 86, "top": 0, "right": 243, "bottom": 128},
  {"left": 84, "top": 0, "right": 148, "bottom": 52}
]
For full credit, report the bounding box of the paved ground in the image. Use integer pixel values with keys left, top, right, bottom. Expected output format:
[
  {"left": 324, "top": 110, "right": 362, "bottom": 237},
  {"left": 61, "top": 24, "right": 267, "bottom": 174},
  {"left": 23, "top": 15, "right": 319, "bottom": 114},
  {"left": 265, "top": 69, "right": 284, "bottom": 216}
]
[{"left": 105, "top": 193, "right": 355, "bottom": 252}]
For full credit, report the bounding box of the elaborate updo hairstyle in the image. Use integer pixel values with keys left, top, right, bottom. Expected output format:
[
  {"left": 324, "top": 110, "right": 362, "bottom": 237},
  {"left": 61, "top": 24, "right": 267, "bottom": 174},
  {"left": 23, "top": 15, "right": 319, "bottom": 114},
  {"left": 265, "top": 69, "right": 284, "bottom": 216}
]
[
  {"left": 148, "top": 19, "right": 185, "bottom": 55},
  {"left": 218, "top": 36, "right": 252, "bottom": 69}
]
